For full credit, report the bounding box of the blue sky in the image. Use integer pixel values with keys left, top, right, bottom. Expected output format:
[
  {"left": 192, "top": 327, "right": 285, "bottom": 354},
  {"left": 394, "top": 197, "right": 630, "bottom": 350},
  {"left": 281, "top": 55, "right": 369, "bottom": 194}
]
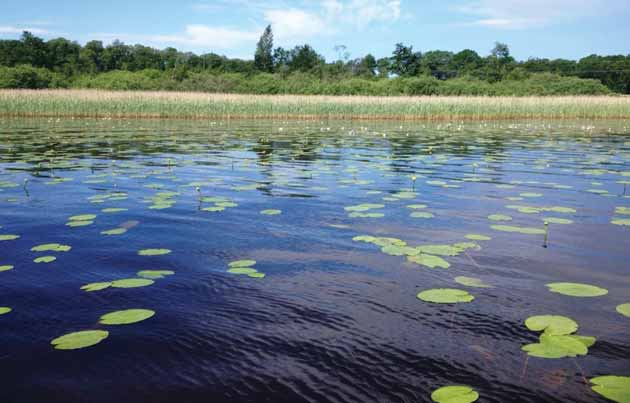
[{"left": 1, "top": 0, "right": 629, "bottom": 61}]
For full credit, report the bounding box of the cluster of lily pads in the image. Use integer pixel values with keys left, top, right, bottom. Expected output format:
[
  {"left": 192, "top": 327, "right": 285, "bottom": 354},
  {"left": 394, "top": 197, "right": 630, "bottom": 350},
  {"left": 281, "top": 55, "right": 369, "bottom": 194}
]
[
  {"left": 521, "top": 315, "right": 596, "bottom": 359},
  {"left": 200, "top": 196, "right": 238, "bottom": 212},
  {"left": 226, "top": 260, "right": 265, "bottom": 279},
  {"left": 31, "top": 243, "right": 72, "bottom": 264}
]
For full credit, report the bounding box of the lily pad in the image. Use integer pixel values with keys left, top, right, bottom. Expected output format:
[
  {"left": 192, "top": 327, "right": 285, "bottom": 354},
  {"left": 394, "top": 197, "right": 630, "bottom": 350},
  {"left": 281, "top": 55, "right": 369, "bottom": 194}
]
[
  {"left": 417, "top": 288, "right": 474, "bottom": 304},
  {"left": 408, "top": 254, "right": 450, "bottom": 269},
  {"left": 616, "top": 303, "right": 630, "bottom": 317},
  {"left": 137, "top": 270, "right": 174, "bottom": 279},
  {"left": 0, "top": 265, "right": 14, "bottom": 272},
  {"left": 0, "top": 307, "right": 11, "bottom": 315},
  {"left": 81, "top": 282, "right": 112, "bottom": 292},
  {"left": 229, "top": 260, "right": 256, "bottom": 268},
  {"left": 248, "top": 272, "right": 266, "bottom": 278},
  {"left": 51, "top": 330, "right": 109, "bottom": 350},
  {"left": 101, "top": 228, "right": 127, "bottom": 236},
  {"left": 66, "top": 220, "right": 93, "bottom": 227},
  {"left": 431, "top": 385, "right": 479, "bottom": 403},
  {"left": 111, "top": 278, "right": 154, "bottom": 288},
  {"left": 0, "top": 234, "right": 20, "bottom": 241},
  {"left": 591, "top": 376, "right": 630, "bottom": 403},
  {"left": 465, "top": 234, "right": 491, "bottom": 241},
  {"left": 410, "top": 211, "right": 434, "bottom": 219},
  {"left": 612, "top": 218, "right": 630, "bottom": 226},
  {"left": 34, "top": 256, "right": 56, "bottom": 263},
  {"left": 260, "top": 209, "right": 282, "bottom": 215},
  {"left": 31, "top": 243, "right": 71, "bottom": 252},
  {"left": 488, "top": 214, "right": 512, "bottom": 221},
  {"left": 525, "top": 315, "right": 578, "bottom": 336},
  {"left": 68, "top": 214, "right": 97, "bottom": 221},
  {"left": 543, "top": 217, "right": 573, "bottom": 224},
  {"left": 522, "top": 334, "right": 590, "bottom": 359},
  {"left": 455, "top": 276, "right": 493, "bottom": 288},
  {"left": 138, "top": 249, "right": 171, "bottom": 256},
  {"left": 99, "top": 309, "right": 155, "bottom": 325},
  {"left": 546, "top": 282, "right": 608, "bottom": 297},
  {"left": 491, "top": 225, "right": 546, "bottom": 235},
  {"left": 101, "top": 208, "right": 128, "bottom": 213},
  {"left": 227, "top": 267, "right": 258, "bottom": 275}
]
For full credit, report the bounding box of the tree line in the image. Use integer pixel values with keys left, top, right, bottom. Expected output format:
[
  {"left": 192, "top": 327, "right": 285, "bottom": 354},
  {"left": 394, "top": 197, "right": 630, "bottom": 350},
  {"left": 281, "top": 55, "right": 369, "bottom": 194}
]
[{"left": 0, "top": 27, "right": 628, "bottom": 95}]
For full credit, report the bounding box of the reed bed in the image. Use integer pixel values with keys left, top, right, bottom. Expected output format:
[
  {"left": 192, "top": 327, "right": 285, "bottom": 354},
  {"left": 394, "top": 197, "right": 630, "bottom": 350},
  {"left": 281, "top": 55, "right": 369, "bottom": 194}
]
[{"left": 1, "top": 89, "right": 630, "bottom": 120}]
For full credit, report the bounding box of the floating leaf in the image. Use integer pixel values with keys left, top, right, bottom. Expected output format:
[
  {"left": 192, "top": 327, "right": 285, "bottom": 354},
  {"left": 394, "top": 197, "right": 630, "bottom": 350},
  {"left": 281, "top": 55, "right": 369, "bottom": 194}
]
[
  {"left": 615, "top": 207, "right": 630, "bottom": 215},
  {"left": 111, "top": 278, "right": 154, "bottom": 288},
  {"left": 349, "top": 212, "right": 384, "bottom": 218},
  {"left": 465, "top": 234, "right": 491, "bottom": 241},
  {"left": 546, "top": 282, "right": 608, "bottom": 297},
  {"left": 344, "top": 203, "right": 384, "bottom": 212},
  {"left": 34, "top": 256, "right": 56, "bottom": 263},
  {"left": 522, "top": 334, "right": 589, "bottom": 359},
  {"left": 416, "top": 245, "right": 461, "bottom": 257},
  {"left": 137, "top": 270, "right": 174, "bottom": 279},
  {"left": 99, "top": 309, "right": 155, "bottom": 325},
  {"left": 455, "top": 276, "right": 493, "bottom": 288},
  {"left": 260, "top": 209, "right": 282, "bottom": 215},
  {"left": 229, "top": 260, "right": 256, "bottom": 268},
  {"left": 0, "top": 265, "right": 14, "bottom": 272},
  {"left": 590, "top": 376, "right": 630, "bottom": 403},
  {"left": 31, "top": 243, "right": 71, "bottom": 252},
  {"left": 488, "top": 214, "right": 512, "bottom": 221},
  {"left": 407, "top": 204, "right": 428, "bottom": 209},
  {"left": 81, "top": 282, "right": 111, "bottom": 292},
  {"left": 525, "top": 315, "right": 578, "bottom": 336},
  {"left": 248, "top": 272, "right": 266, "bottom": 278},
  {"left": 202, "top": 206, "right": 226, "bottom": 212},
  {"left": 410, "top": 212, "right": 434, "bottom": 219},
  {"left": 408, "top": 254, "right": 450, "bottom": 269},
  {"left": 0, "top": 307, "right": 11, "bottom": 315},
  {"left": 68, "top": 214, "right": 97, "bottom": 221},
  {"left": 417, "top": 288, "right": 474, "bottom": 304},
  {"left": 101, "top": 208, "right": 128, "bottom": 213},
  {"left": 491, "top": 225, "right": 545, "bottom": 235},
  {"left": 431, "top": 385, "right": 479, "bottom": 403},
  {"left": 66, "top": 220, "right": 93, "bottom": 227},
  {"left": 51, "top": 330, "right": 109, "bottom": 350},
  {"left": 612, "top": 218, "right": 630, "bottom": 226},
  {"left": 616, "top": 303, "right": 630, "bottom": 317},
  {"left": 138, "top": 249, "right": 171, "bottom": 256},
  {"left": 227, "top": 267, "right": 257, "bottom": 275},
  {"left": 543, "top": 217, "right": 573, "bottom": 224},
  {"left": 0, "top": 234, "right": 20, "bottom": 241},
  {"left": 101, "top": 228, "right": 127, "bottom": 236},
  {"left": 381, "top": 244, "right": 419, "bottom": 256}
]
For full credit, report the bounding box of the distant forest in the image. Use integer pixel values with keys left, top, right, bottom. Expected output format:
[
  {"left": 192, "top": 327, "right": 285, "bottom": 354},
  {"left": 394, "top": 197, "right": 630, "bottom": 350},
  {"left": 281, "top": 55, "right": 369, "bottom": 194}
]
[{"left": 1, "top": 27, "right": 629, "bottom": 96}]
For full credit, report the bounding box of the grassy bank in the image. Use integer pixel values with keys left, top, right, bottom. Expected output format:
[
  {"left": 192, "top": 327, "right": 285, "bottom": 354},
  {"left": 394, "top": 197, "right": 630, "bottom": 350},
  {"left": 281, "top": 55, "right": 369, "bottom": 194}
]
[{"left": 1, "top": 89, "right": 630, "bottom": 120}]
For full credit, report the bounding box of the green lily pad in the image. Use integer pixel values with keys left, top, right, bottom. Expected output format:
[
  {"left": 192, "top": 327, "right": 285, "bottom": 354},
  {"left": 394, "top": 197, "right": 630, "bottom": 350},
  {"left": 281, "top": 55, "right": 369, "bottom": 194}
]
[
  {"left": 491, "top": 225, "right": 546, "bottom": 235},
  {"left": 615, "top": 207, "right": 630, "bottom": 215},
  {"left": 31, "top": 243, "right": 71, "bottom": 252},
  {"left": 465, "top": 234, "right": 491, "bottom": 241},
  {"left": 454, "top": 276, "right": 493, "bottom": 288},
  {"left": 431, "top": 385, "right": 479, "bottom": 403},
  {"left": 0, "top": 265, "right": 14, "bottom": 272},
  {"left": 525, "top": 315, "right": 578, "bottom": 336},
  {"left": 417, "top": 288, "right": 474, "bottom": 304},
  {"left": 0, "top": 234, "right": 20, "bottom": 241},
  {"left": 229, "top": 260, "right": 256, "bottom": 268},
  {"left": 68, "top": 214, "right": 97, "bottom": 221},
  {"left": 590, "top": 376, "right": 630, "bottom": 403},
  {"left": 408, "top": 254, "right": 450, "bottom": 269},
  {"left": 349, "top": 212, "right": 384, "bottom": 218},
  {"left": 101, "top": 228, "right": 127, "bottom": 235},
  {"left": 612, "top": 218, "right": 630, "bottom": 226},
  {"left": 381, "top": 244, "right": 419, "bottom": 256},
  {"left": 101, "top": 208, "right": 128, "bottom": 213},
  {"left": 260, "top": 209, "right": 282, "bottom": 215},
  {"left": 51, "top": 330, "right": 109, "bottom": 350},
  {"left": 543, "top": 217, "right": 573, "bottom": 224},
  {"left": 227, "top": 267, "right": 258, "bottom": 275},
  {"left": 522, "top": 334, "right": 589, "bottom": 358},
  {"left": 99, "top": 309, "right": 155, "bottom": 325},
  {"left": 81, "top": 282, "right": 112, "bottom": 292},
  {"left": 111, "top": 278, "right": 154, "bottom": 288},
  {"left": 616, "top": 303, "right": 630, "bottom": 317},
  {"left": 66, "top": 220, "right": 93, "bottom": 227},
  {"left": 202, "top": 206, "right": 226, "bottom": 212},
  {"left": 407, "top": 204, "right": 428, "bottom": 209},
  {"left": 138, "top": 249, "right": 171, "bottom": 256},
  {"left": 0, "top": 307, "right": 11, "bottom": 315},
  {"left": 137, "top": 270, "right": 174, "bottom": 279},
  {"left": 248, "top": 272, "right": 266, "bottom": 278},
  {"left": 410, "top": 211, "right": 434, "bottom": 219},
  {"left": 416, "top": 245, "right": 461, "bottom": 257},
  {"left": 344, "top": 203, "right": 384, "bottom": 212},
  {"left": 34, "top": 256, "right": 56, "bottom": 263},
  {"left": 546, "top": 282, "right": 608, "bottom": 297}
]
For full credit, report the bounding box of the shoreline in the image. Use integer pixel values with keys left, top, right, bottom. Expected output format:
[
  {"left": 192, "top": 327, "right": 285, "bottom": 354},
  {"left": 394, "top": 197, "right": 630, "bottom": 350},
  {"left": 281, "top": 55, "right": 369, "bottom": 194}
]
[{"left": 2, "top": 89, "right": 630, "bottom": 121}]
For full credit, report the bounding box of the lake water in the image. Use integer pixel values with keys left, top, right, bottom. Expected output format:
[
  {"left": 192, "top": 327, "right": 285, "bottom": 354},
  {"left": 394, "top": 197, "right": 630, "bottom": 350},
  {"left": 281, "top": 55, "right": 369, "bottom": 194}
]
[{"left": 1, "top": 118, "right": 629, "bottom": 403}]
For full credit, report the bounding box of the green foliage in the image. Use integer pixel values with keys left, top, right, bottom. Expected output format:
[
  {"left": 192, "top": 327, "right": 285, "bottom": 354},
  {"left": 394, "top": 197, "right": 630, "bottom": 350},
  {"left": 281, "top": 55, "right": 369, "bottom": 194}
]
[{"left": 0, "top": 65, "right": 67, "bottom": 89}]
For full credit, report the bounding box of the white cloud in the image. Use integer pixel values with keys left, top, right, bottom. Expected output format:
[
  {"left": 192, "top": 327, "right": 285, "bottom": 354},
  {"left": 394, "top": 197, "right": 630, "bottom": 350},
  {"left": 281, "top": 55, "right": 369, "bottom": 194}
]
[
  {"left": 457, "top": 0, "right": 624, "bottom": 29},
  {"left": 264, "top": 9, "right": 326, "bottom": 39},
  {"left": 0, "top": 25, "right": 50, "bottom": 35}
]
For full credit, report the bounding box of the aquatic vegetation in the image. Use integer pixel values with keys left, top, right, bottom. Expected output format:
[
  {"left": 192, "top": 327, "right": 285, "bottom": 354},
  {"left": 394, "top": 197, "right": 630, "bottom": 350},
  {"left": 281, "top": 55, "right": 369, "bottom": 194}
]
[
  {"left": 101, "top": 208, "right": 128, "bottom": 213},
  {"left": 522, "top": 315, "right": 595, "bottom": 358},
  {"left": 138, "top": 249, "right": 171, "bottom": 256},
  {"left": 51, "top": 330, "right": 109, "bottom": 350},
  {"left": 431, "top": 385, "right": 479, "bottom": 403},
  {"left": 0, "top": 265, "right": 14, "bottom": 271},
  {"left": 137, "top": 270, "right": 174, "bottom": 279},
  {"left": 465, "top": 234, "right": 491, "bottom": 241},
  {"left": 34, "top": 256, "right": 56, "bottom": 263},
  {"left": 226, "top": 259, "right": 265, "bottom": 278},
  {"left": 546, "top": 282, "right": 608, "bottom": 297},
  {"left": 616, "top": 303, "right": 630, "bottom": 317},
  {"left": 543, "top": 217, "right": 573, "bottom": 224},
  {"left": 260, "top": 209, "right": 282, "bottom": 215},
  {"left": 611, "top": 218, "right": 630, "bottom": 226},
  {"left": 227, "top": 267, "right": 257, "bottom": 274},
  {"left": 417, "top": 288, "right": 474, "bottom": 304},
  {"left": 81, "top": 282, "right": 112, "bottom": 292},
  {"left": 408, "top": 254, "right": 451, "bottom": 269},
  {"left": 590, "top": 376, "right": 630, "bottom": 403},
  {"left": 0, "top": 307, "right": 12, "bottom": 315},
  {"left": 111, "top": 278, "right": 154, "bottom": 288},
  {"left": 229, "top": 260, "right": 256, "bottom": 268},
  {"left": 487, "top": 214, "right": 512, "bottom": 221},
  {"left": 68, "top": 214, "right": 97, "bottom": 221},
  {"left": 615, "top": 207, "right": 630, "bottom": 215},
  {"left": 0, "top": 234, "right": 20, "bottom": 241},
  {"left": 455, "top": 276, "right": 493, "bottom": 288},
  {"left": 491, "top": 225, "right": 546, "bottom": 235},
  {"left": 410, "top": 211, "right": 434, "bottom": 218},
  {"left": 524, "top": 315, "right": 578, "bottom": 336},
  {"left": 99, "top": 309, "right": 155, "bottom": 325},
  {"left": 31, "top": 243, "right": 71, "bottom": 252}
]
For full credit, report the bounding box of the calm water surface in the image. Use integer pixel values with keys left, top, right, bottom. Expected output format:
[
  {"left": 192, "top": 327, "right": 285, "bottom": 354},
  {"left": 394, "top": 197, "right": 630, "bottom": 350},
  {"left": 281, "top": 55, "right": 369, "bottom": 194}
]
[{"left": 1, "top": 118, "right": 629, "bottom": 403}]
